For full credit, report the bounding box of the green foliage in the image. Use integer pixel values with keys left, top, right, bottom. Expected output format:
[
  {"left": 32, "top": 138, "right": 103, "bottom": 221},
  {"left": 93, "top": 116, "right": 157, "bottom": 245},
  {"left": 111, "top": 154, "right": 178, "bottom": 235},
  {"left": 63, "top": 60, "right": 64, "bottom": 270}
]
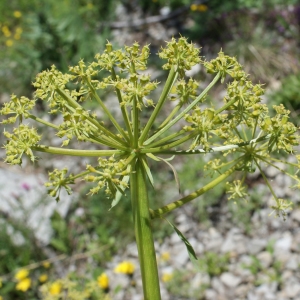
[
  {"left": 165, "top": 269, "right": 207, "bottom": 299},
  {"left": 0, "top": 0, "right": 116, "bottom": 94},
  {"left": 199, "top": 251, "right": 230, "bottom": 277}
]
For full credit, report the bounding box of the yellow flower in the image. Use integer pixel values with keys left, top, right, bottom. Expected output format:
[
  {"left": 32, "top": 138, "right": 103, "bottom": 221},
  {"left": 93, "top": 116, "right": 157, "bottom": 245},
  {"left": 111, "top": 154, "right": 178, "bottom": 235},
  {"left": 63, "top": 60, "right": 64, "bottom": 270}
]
[
  {"left": 160, "top": 251, "right": 170, "bottom": 262},
  {"left": 190, "top": 4, "right": 198, "bottom": 11},
  {"left": 16, "top": 278, "right": 31, "bottom": 292},
  {"left": 0, "top": 296, "right": 3, "bottom": 300},
  {"left": 15, "top": 269, "right": 29, "bottom": 281},
  {"left": 49, "top": 282, "right": 62, "bottom": 295},
  {"left": 97, "top": 273, "right": 109, "bottom": 289},
  {"left": 6, "top": 39, "right": 13, "bottom": 47},
  {"left": 114, "top": 261, "right": 135, "bottom": 275},
  {"left": 197, "top": 4, "right": 208, "bottom": 12},
  {"left": 39, "top": 274, "right": 48, "bottom": 283},
  {"left": 162, "top": 273, "right": 173, "bottom": 282},
  {"left": 0, "top": 278, "right": 2, "bottom": 288},
  {"left": 42, "top": 261, "right": 51, "bottom": 268},
  {"left": 2, "top": 26, "right": 11, "bottom": 37},
  {"left": 13, "top": 11, "right": 22, "bottom": 18}
]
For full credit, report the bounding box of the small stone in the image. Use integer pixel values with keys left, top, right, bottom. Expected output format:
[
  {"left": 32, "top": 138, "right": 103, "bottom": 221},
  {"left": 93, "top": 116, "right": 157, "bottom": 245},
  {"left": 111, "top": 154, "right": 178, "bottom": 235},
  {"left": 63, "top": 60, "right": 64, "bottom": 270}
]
[
  {"left": 220, "top": 272, "right": 242, "bottom": 288},
  {"left": 256, "top": 251, "right": 273, "bottom": 268},
  {"left": 247, "top": 238, "right": 267, "bottom": 255},
  {"left": 274, "top": 232, "right": 292, "bottom": 251},
  {"left": 283, "top": 278, "right": 300, "bottom": 298},
  {"left": 291, "top": 209, "right": 300, "bottom": 222}
]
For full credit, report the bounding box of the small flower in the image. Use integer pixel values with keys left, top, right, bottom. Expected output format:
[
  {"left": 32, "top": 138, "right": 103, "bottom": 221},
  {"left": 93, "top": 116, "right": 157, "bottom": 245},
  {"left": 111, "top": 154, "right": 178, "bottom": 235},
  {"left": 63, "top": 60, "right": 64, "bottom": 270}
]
[
  {"left": 16, "top": 278, "right": 31, "bottom": 292},
  {"left": 114, "top": 261, "right": 135, "bottom": 275},
  {"left": 49, "top": 282, "right": 62, "bottom": 295},
  {"left": 15, "top": 269, "right": 29, "bottom": 281},
  {"left": 39, "top": 274, "right": 48, "bottom": 283},
  {"left": 42, "top": 261, "right": 51, "bottom": 269},
  {"left": 162, "top": 273, "right": 173, "bottom": 282},
  {"left": 13, "top": 11, "right": 22, "bottom": 18},
  {"left": 160, "top": 251, "right": 170, "bottom": 262},
  {"left": 97, "top": 273, "right": 109, "bottom": 290},
  {"left": 5, "top": 39, "right": 13, "bottom": 47}
]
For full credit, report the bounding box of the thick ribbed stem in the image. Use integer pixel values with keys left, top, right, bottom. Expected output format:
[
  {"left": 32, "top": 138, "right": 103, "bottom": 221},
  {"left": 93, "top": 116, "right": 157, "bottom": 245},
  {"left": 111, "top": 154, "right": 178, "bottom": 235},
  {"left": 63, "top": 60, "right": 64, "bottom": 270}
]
[{"left": 130, "top": 158, "right": 161, "bottom": 300}]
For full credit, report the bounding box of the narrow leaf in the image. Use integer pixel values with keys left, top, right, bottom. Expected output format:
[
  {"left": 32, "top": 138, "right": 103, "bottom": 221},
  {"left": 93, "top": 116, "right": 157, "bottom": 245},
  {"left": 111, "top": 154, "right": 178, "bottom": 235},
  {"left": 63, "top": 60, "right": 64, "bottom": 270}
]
[
  {"left": 165, "top": 218, "right": 200, "bottom": 270},
  {"left": 157, "top": 156, "right": 180, "bottom": 193},
  {"left": 141, "top": 157, "right": 155, "bottom": 188}
]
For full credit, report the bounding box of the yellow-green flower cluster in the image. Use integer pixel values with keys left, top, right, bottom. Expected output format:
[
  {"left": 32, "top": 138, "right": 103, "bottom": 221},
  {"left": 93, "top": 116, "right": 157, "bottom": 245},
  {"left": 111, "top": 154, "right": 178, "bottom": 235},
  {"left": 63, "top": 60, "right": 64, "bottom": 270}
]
[
  {"left": 57, "top": 107, "right": 99, "bottom": 146},
  {"left": 158, "top": 36, "right": 201, "bottom": 77},
  {"left": 45, "top": 168, "right": 74, "bottom": 201},
  {"left": 204, "top": 50, "right": 244, "bottom": 82},
  {"left": 85, "top": 156, "right": 130, "bottom": 198},
  {"left": 3, "top": 124, "right": 41, "bottom": 165},
  {"left": 0, "top": 94, "right": 35, "bottom": 124},
  {"left": 170, "top": 78, "right": 199, "bottom": 105},
  {"left": 260, "top": 104, "right": 299, "bottom": 153},
  {"left": 96, "top": 41, "right": 149, "bottom": 73}
]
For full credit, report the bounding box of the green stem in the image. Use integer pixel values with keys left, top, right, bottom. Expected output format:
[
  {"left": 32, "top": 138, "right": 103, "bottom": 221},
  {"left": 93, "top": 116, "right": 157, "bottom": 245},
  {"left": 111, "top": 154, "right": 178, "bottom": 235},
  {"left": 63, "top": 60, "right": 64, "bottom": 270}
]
[
  {"left": 133, "top": 96, "right": 139, "bottom": 148},
  {"left": 55, "top": 88, "right": 126, "bottom": 146},
  {"left": 111, "top": 68, "right": 133, "bottom": 141},
  {"left": 150, "top": 157, "right": 243, "bottom": 218},
  {"left": 84, "top": 77, "right": 129, "bottom": 143},
  {"left": 215, "top": 97, "right": 237, "bottom": 114},
  {"left": 143, "top": 131, "right": 199, "bottom": 152},
  {"left": 139, "top": 66, "right": 178, "bottom": 144},
  {"left": 32, "top": 145, "right": 123, "bottom": 157},
  {"left": 141, "top": 134, "right": 271, "bottom": 155},
  {"left": 147, "top": 128, "right": 187, "bottom": 148},
  {"left": 144, "top": 72, "right": 221, "bottom": 145},
  {"left": 28, "top": 114, "right": 59, "bottom": 129},
  {"left": 157, "top": 103, "right": 181, "bottom": 130},
  {"left": 130, "top": 158, "right": 161, "bottom": 300}
]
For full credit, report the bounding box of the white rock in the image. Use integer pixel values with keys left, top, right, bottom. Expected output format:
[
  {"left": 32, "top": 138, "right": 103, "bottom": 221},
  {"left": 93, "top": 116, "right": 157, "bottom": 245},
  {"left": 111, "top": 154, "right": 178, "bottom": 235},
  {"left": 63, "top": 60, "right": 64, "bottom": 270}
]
[
  {"left": 220, "top": 272, "right": 242, "bottom": 288},
  {"left": 256, "top": 251, "right": 273, "bottom": 268},
  {"left": 247, "top": 238, "right": 267, "bottom": 255}
]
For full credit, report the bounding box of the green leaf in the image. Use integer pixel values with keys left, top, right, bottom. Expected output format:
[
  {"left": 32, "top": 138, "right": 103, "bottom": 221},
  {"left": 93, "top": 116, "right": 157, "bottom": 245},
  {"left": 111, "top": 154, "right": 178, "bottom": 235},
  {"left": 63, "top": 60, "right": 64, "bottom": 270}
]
[
  {"left": 147, "top": 153, "right": 180, "bottom": 193},
  {"left": 109, "top": 175, "right": 129, "bottom": 210},
  {"left": 141, "top": 157, "right": 155, "bottom": 188},
  {"left": 50, "top": 238, "right": 68, "bottom": 253},
  {"left": 165, "top": 218, "right": 200, "bottom": 271}
]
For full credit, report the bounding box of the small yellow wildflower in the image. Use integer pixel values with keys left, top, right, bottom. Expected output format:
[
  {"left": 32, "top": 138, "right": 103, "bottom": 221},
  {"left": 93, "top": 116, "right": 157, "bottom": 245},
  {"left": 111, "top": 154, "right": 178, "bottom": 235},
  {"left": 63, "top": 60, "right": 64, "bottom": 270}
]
[
  {"left": 0, "top": 296, "right": 3, "bottom": 300},
  {"left": 0, "top": 277, "right": 2, "bottom": 288},
  {"left": 160, "top": 251, "right": 170, "bottom": 262},
  {"left": 16, "top": 278, "right": 31, "bottom": 292},
  {"left": 49, "top": 282, "right": 62, "bottom": 295},
  {"left": 197, "top": 4, "right": 208, "bottom": 12},
  {"left": 42, "top": 261, "right": 51, "bottom": 268},
  {"left": 39, "top": 274, "right": 48, "bottom": 283},
  {"left": 114, "top": 261, "right": 135, "bottom": 275},
  {"left": 15, "top": 269, "right": 29, "bottom": 281},
  {"left": 190, "top": 4, "right": 198, "bottom": 11},
  {"left": 162, "top": 273, "right": 173, "bottom": 282},
  {"left": 6, "top": 39, "right": 14, "bottom": 46},
  {"left": 2, "top": 26, "right": 11, "bottom": 37},
  {"left": 97, "top": 273, "right": 109, "bottom": 289},
  {"left": 13, "top": 11, "right": 22, "bottom": 18}
]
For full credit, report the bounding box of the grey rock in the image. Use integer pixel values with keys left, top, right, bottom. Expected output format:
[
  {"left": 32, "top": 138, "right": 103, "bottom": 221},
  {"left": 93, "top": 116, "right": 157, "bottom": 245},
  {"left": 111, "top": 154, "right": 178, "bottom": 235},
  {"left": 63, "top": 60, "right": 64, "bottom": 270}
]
[
  {"left": 256, "top": 251, "right": 273, "bottom": 268},
  {"left": 220, "top": 272, "right": 242, "bottom": 288},
  {"left": 247, "top": 238, "right": 268, "bottom": 255}
]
